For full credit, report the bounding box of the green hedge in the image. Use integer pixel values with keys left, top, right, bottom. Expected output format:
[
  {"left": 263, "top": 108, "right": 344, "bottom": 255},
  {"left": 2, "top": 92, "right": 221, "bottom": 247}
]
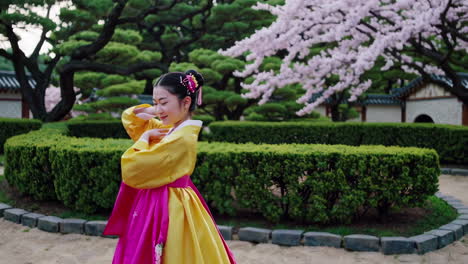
[
  {"left": 4, "top": 127, "right": 66, "bottom": 200},
  {"left": 50, "top": 137, "right": 126, "bottom": 213},
  {"left": 67, "top": 120, "right": 128, "bottom": 138},
  {"left": 67, "top": 119, "right": 210, "bottom": 141},
  {"left": 196, "top": 142, "right": 439, "bottom": 223},
  {"left": 192, "top": 114, "right": 215, "bottom": 126},
  {"left": 207, "top": 121, "right": 468, "bottom": 165},
  {"left": 4, "top": 127, "right": 439, "bottom": 224},
  {"left": 53, "top": 118, "right": 207, "bottom": 141},
  {"left": 0, "top": 117, "right": 41, "bottom": 153}
]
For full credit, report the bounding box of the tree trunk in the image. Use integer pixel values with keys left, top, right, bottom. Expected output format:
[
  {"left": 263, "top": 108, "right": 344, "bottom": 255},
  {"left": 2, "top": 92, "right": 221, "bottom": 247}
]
[
  {"left": 144, "top": 79, "right": 153, "bottom": 95},
  {"left": 330, "top": 104, "right": 341, "bottom": 122},
  {"left": 214, "top": 104, "right": 224, "bottom": 120},
  {"left": 385, "top": 79, "right": 393, "bottom": 94},
  {"left": 228, "top": 106, "right": 244, "bottom": 120},
  {"left": 46, "top": 70, "right": 77, "bottom": 122},
  {"left": 11, "top": 59, "right": 51, "bottom": 121}
]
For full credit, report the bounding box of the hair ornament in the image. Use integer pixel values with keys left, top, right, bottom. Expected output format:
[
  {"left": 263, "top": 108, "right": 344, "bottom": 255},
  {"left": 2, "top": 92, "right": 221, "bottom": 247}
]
[
  {"left": 180, "top": 74, "right": 203, "bottom": 106},
  {"left": 180, "top": 74, "right": 198, "bottom": 94}
]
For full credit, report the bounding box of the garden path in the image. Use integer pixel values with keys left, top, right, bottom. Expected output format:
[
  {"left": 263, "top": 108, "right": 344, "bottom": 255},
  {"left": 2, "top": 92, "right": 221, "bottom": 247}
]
[{"left": 0, "top": 171, "right": 467, "bottom": 264}]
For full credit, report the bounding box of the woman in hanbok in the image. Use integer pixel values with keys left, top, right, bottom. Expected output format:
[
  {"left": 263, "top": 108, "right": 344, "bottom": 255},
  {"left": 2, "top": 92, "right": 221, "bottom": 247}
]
[{"left": 103, "top": 70, "right": 236, "bottom": 264}]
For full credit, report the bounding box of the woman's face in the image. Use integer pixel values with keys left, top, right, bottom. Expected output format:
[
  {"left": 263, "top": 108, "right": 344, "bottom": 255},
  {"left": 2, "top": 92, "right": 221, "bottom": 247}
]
[{"left": 152, "top": 86, "right": 191, "bottom": 126}]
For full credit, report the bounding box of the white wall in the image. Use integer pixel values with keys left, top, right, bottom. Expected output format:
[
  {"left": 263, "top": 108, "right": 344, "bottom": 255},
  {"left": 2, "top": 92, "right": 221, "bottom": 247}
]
[
  {"left": 0, "top": 92, "right": 22, "bottom": 118},
  {"left": 366, "top": 105, "right": 401, "bottom": 123},
  {"left": 406, "top": 97, "right": 462, "bottom": 125},
  {"left": 408, "top": 83, "right": 452, "bottom": 99},
  {"left": 314, "top": 105, "right": 327, "bottom": 118},
  {"left": 0, "top": 94, "right": 21, "bottom": 118}
]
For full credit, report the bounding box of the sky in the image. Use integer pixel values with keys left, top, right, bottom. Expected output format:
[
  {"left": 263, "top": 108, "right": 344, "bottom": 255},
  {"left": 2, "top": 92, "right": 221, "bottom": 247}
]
[{"left": 0, "top": 3, "right": 69, "bottom": 56}]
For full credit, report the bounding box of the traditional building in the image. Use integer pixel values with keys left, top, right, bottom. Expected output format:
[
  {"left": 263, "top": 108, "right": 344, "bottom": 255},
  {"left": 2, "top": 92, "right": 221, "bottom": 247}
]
[
  {"left": 314, "top": 73, "right": 468, "bottom": 126},
  {"left": 0, "top": 70, "right": 34, "bottom": 119}
]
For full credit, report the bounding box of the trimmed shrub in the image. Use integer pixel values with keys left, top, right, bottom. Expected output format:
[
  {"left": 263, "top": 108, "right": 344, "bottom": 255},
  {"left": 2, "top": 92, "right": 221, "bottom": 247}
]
[
  {"left": 67, "top": 120, "right": 128, "bottom": 138},
  {"left": 207, "top": 121, "right": 468, "bottom": 164},
  {"left": 4, "top": 128, "right": 439, "bottom": 224},
  {"left": 67, "top": 118, "right": 211, "bottom": 139},
  {"left": 4, "top": 127, "right": 66, "bottom": 200},
  {"left": 0, "top": 117, "right": 41, "bottom": 153},
  {"left": 192, "top": 114, "right": 215, "bottom": 126},
  {"left": 69, "top": 112, "right": 118, "bottom": 121},
  {"left": 195, "top": 142, "right": 439, "bottom": 223},
  {"left": 50, "top": 138, "right": 127, "bottom": 213}
]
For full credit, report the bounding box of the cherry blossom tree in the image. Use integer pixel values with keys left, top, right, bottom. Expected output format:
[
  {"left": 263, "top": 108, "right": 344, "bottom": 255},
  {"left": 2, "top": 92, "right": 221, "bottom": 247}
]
[
  {"left": 44, "top": 85, "right": 82, "bottom": 118},
  {"left": 221, "top": 0, "right": 468, "bottom": 116}
]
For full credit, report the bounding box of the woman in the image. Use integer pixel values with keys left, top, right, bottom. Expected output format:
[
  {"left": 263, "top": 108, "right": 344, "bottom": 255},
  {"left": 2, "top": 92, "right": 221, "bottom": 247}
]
[{"left": 103, "top": 70, "right": 236, "bottom": 264}]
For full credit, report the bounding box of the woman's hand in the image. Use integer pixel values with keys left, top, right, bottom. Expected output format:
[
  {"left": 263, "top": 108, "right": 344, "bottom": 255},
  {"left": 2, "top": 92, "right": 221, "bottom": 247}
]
[
  {"left": 139, "top": 128, "right": 170, "bottom": 144},
  {"left": 134, "top": 106, "right": 157, "bottom": 120}
]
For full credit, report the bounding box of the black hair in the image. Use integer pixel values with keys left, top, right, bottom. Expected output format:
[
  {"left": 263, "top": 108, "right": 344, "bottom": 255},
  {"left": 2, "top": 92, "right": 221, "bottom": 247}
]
[{"left": 154, "top": 70, "right": 204, "bottom": 112}]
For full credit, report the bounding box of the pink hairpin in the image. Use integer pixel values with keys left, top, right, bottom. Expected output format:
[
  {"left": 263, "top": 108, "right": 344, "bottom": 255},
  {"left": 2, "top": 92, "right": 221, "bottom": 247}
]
[
  {"left": 180, "top": 74, "right": 197, "bottom": 94},
  {"left": 197, "top": 85, "right": 202, "bottom": 106},
  {"left": 180, "top": 74, "right": 203, "bottom": 106}
]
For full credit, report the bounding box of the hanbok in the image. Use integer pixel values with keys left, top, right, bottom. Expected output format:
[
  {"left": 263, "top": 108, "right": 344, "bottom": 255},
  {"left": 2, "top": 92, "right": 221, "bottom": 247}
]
[{"left": 103, "top": 104, "right": 236, "bottom": 264}]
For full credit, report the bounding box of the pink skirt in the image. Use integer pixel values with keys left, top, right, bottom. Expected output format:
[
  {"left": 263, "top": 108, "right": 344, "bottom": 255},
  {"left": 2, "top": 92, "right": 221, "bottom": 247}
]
[{"left": 103, "top": 175, "right": 236, "bottom": 263}]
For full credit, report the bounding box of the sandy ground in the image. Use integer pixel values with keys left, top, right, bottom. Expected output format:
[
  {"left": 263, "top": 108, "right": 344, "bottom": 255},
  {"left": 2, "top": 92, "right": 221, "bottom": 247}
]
[
  {"left": 439, "top": 174, "right": 468, "bottom": 204},
  {"left": 0, "top": 173, "right": 468, "bottom": 264}
]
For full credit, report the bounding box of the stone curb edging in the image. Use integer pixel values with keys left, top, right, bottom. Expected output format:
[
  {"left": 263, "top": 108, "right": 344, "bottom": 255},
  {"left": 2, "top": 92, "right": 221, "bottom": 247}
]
[
  {"left": 233, "top": 192, "right": 468, "bottom": 255},
  {"left": 441, "top": 167, "right": 468, "bottom": 176},
  {"left": 0, "top": 192, "right": 467, "bottom": 255}
]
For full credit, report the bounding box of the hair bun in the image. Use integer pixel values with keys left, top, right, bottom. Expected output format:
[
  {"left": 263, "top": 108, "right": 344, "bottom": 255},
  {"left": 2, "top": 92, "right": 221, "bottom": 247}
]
[{"left": 185, "top": 69, "right": 204, "bottom": 90}]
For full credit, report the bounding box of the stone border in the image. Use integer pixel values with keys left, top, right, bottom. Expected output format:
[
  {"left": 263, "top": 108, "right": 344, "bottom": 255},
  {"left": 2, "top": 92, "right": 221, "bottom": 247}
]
[
  {"left": 441, "top": 167, "right": 468, "bottom": 176},
  {"left": 0, "top": 192, "right": 467, "bottom": 255}
]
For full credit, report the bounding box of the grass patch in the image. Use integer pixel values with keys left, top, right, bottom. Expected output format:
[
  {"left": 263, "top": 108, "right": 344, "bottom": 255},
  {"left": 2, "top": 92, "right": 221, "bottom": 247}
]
[
  {"left": 408, "top": 196, "right": 459, "bottom": 235},
  {"left": 0, "top": 154, "right": 4, "bottom": 166},
  {"left": 216, "top": 195, "right": 458, "bottom": 237},
  {"left": 56, "top": 210, "right": 108, "bottom": 221}
]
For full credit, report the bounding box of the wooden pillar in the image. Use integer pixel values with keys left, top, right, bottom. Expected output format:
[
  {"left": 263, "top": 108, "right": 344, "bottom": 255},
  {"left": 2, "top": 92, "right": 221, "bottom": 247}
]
[
  {"left": 21, "top": 96, "right": 30, "bottom": 118},
  {"left": 463, "top": 103, "right": 468, "bottom": 126},
  {"left": 361, "top": 106, "right": 367, "bottom": 122},
  {"left": 401, "top": 104, "right": 406, "bottom": 123}
]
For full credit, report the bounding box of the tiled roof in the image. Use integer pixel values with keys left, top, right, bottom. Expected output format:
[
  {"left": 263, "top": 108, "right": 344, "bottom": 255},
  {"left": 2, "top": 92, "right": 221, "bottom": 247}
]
[
  {"left": 364, "top": 94, "right": 401, "bottom": 105},
  {"left": 308, "top": 73, "right": 468, "bottom": 106},
  {"left": 308, "top": 91, "right": 349, "bottom": 105},
  {"left": 307, "top": 90, "right": 400, "bottom": 106},
  {"left": 0, "top": 70, "right": 36, "bottom": 92},
  {"left": 391, "top": 73, "right": 468, "bottom": 98}
]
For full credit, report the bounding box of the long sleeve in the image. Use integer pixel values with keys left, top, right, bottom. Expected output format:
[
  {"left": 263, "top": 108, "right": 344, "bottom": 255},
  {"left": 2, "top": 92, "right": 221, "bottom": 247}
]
[
  {"left": 121, "top": 104, "right": 172, "bottom": 142},
  {"left": 121, "top": 125, "right": 200, "bottom": 189}
]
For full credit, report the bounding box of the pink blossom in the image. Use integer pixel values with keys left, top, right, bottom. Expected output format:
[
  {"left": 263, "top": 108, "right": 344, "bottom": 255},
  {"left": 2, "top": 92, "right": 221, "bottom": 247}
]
[
  {"left": 45, "top": 85, "right": 81, "bottom": 113},
  {"left": 220, "top": 0, "right": 467, "bottom": 116}
]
